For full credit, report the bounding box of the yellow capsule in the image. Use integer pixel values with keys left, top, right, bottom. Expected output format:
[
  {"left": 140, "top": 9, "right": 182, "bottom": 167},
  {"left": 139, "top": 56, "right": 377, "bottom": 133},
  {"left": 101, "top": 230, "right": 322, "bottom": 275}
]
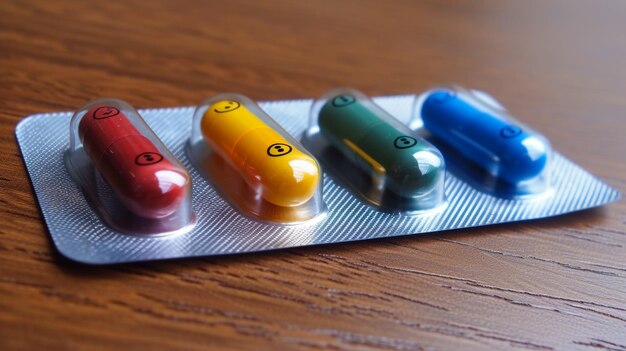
[{"left": 201, "top": 100, "right": 320, "bottom": 207}]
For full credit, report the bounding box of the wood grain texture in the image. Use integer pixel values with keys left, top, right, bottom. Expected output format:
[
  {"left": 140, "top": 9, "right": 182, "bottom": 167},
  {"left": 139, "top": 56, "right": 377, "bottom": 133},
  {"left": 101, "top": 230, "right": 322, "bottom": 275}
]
[{"left": 1, "top": 0, "right": 625, "bottom": 350}]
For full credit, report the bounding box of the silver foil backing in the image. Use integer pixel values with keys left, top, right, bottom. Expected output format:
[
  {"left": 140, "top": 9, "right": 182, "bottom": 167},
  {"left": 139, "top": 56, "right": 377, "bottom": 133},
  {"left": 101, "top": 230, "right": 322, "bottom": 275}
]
[{"left": 15, "top": 96, "right": 621, "bottom": 264}]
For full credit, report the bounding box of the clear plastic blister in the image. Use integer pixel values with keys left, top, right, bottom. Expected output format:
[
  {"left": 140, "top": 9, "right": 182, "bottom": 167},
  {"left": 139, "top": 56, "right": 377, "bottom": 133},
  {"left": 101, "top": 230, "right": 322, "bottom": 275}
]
[
  {"left": 15, "top": 92, "right": 620, "bottom": 264},
  {"left": 187, "top": 93, "right": 325, "bottom": 224},
  {"left": 413, "top": 86, "right": 553, "bottom": 198},
  {"left": 65, "top": 98, "right": 195, "bottom": 235},
  {"left": 304, "top": 88, "right": 446, "bottom": 213}
]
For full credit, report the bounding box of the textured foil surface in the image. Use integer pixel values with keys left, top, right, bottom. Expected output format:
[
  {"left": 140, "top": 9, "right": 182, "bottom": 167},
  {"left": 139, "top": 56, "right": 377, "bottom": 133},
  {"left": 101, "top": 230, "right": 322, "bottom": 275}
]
[{"left": 15, "top": 96, "right": 621, "bottom": 264}]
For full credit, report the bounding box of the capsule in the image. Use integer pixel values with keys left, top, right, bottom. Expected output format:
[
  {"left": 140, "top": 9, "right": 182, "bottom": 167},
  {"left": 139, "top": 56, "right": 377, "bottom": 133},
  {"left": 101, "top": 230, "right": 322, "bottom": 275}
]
[
  {"left": 79, "top": 105, "right": 190, "bottom": 219},
  {"left": 318, "top": 92, "right": 444, "bottom": 197},
  {"left": 420, "top": 89, "right": 550, "bottom": 184},
  {"left": 200, "top": 100, "right": 319, "bottom": 207}
]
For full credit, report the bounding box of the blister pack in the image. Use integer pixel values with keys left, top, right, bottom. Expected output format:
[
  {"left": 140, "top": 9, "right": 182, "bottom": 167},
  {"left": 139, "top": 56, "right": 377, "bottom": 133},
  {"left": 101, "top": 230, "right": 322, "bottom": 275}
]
[{"left": 15, "top": 87, "right": 620, "bottom": 264}]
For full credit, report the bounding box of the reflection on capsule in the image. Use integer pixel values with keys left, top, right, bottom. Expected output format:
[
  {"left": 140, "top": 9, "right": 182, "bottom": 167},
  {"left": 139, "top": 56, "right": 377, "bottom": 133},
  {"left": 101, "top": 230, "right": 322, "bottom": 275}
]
[
  {"left": 79, "top": 105, "right": 189, "bottom": 219},
  {"left": 201, "top": 100, "right": 319, "bottom": 207},
  {"left": 420, "top": 90, "right": 549, "bottom": 184},
  {"left": 318, "top": 94, "right": 444, "bottom": 197}
]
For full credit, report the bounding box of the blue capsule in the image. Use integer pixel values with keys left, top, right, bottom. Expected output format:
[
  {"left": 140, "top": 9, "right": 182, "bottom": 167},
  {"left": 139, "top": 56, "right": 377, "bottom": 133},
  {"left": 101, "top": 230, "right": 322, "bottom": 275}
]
[{"left": 420, "top": 89, "right": 550, "bottom": 184}]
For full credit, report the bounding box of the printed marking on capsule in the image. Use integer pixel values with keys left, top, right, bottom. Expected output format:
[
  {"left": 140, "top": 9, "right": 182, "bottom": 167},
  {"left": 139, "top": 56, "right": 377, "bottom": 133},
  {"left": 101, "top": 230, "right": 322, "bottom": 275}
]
[
  {"left": 214, "top": 100, "right": 241, "bottom": 113},
  {"left": 201, "top": 99, "right": 320, "bottom": 207},
  {"left": 135, "top": 152, "right": 164, "bottom": 166},
  {"left": 93, "top": 106, "right": 120, "bottom": 119},
  {"left": 332, "top": 95, "right": 356, "bottom": 107},
  {"left": 79, "top": 105, "right": 189, "bottom": 219},
  {"left": 421, "top": 89, "right": 550, "bottom": 184},
  {"left": 500, "top": 125, "right": 523, "bottom": 139},
  {"left": 267, "top": 143, "right": 292, "bottom": 157},
  {"left": 318, "top": 92, "right": 444, "bottom": 197},
  {"left": 394, "top": 136, "right": 417, "bottom": 149}
]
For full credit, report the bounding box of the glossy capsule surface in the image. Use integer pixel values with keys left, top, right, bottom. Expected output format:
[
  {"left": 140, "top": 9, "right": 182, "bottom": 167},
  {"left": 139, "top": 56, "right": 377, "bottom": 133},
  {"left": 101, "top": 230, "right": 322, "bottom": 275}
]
[
  {"left": 201, "top": 100, "right": 319, "bottom": 207},
  {"left": 79, "top": 105, "right": 189, "bottom": 218},
  {"left": 319, "top": 94, "right": 443, "bottom": 197},
  {"left": 420, "top": 90, "right": 549, "bottom": 184}
]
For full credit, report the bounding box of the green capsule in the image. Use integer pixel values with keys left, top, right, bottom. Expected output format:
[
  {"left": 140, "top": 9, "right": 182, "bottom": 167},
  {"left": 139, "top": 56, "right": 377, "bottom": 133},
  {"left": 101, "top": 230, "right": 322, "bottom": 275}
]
[{"left": 319, "top": 93, "right": 444, "bottom": 198}]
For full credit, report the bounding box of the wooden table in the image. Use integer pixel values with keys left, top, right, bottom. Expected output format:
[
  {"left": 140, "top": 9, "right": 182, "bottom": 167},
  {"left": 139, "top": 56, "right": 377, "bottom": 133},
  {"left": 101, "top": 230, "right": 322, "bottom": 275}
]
[{"left": 1, "top": 1, "right": 625, "bottom": 350}]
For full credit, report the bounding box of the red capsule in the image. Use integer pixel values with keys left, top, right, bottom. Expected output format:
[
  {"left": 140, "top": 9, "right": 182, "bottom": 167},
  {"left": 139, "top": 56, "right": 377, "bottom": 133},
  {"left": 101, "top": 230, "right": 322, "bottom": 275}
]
[{"left": 79, "top": 105, "right": 189, "bottom": 219}]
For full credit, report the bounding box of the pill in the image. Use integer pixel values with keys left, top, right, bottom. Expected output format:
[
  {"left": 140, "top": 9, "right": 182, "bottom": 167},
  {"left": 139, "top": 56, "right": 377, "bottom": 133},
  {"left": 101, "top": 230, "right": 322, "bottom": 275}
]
[
  {"left": 420, "top": 89, "right": 549, "bottom": 183},
  {"left": 318, "top": 94, "right": 444, "bottom": 197},
  {"left": 201, "top": 100, "right": 319, "bottom": 207},
  {"left": 79, "top": 105, "right": 189, "bottom": 219}
]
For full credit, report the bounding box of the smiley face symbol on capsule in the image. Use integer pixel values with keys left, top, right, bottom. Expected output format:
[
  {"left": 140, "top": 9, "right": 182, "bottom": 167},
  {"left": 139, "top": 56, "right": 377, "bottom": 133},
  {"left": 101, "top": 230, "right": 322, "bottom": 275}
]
[
  {"left": 93, "top": 106, "right": 120, "bottom": 119},
  {"left": 394, "top": 136, "right": 417, "bottom": 149},
  {"left": 213, "top": 100, "right": 241, "bottom": 113},
  {"left": 331, "top": 95, "right": 356, "bottom": 107},
  {"left": 135, "top": 152, "right": 164, "bottom": 166},
  {"left": 500, "top": 125, "right": 522, "bottom": 139},
  {"left": 267, "top": 143, "right": 293, "bottom": 157}
]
